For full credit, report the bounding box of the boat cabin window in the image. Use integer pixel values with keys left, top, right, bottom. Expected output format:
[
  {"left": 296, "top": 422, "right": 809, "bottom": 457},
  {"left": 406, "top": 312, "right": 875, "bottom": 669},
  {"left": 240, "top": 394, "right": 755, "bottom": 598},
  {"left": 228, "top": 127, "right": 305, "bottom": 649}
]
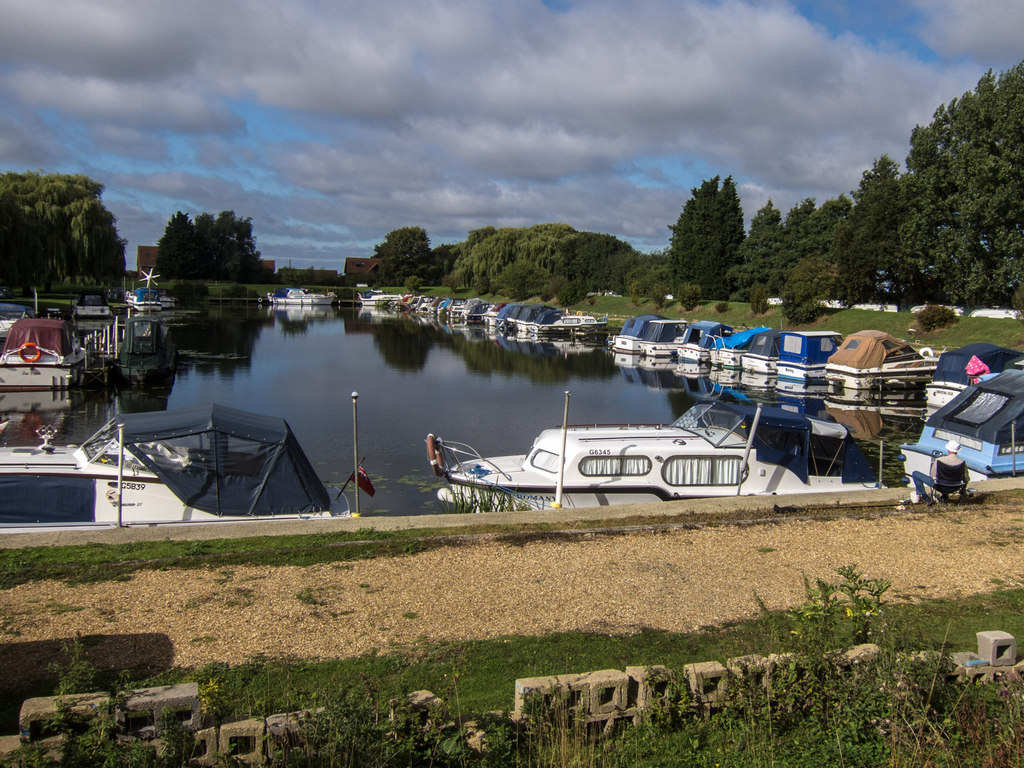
[
  {"left": 578, "top": 455, "right": 652, "bottom": 477},
  {"left": 529, "top": 449, "right": 561, "bottom": 473},
  {"left": 663, "top": 456, "right": 741, "bottom": 486}
]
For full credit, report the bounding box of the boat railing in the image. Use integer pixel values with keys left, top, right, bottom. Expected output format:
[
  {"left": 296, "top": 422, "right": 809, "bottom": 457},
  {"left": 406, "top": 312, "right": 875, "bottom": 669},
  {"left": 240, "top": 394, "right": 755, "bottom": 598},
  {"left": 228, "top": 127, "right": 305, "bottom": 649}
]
[{"left": 439, "top": 439, "right": 515, "bottom": 482}]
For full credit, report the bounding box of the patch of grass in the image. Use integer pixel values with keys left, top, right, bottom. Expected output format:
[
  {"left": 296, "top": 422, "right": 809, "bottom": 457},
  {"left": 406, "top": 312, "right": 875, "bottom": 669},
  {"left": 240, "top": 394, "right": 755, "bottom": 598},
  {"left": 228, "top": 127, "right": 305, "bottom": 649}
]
[
  {"left": 47, "top": 602, "right": 85, "bottom": 615},
  {"left": 295, "top": 587, "right": 322, "bottom": 606},
  {"left": 402, "top": 611, "right": 419, "bottom": 620},
  {"left": 756, "top": 546, "right": 776, "bottom": 554}
]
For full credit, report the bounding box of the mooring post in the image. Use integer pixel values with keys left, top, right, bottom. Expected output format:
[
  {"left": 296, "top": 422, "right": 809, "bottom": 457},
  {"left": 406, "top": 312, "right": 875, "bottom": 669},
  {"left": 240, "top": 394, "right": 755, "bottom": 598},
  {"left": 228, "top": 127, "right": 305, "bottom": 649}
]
[{"left": 351, "top": 391, "right": 360, "bottom": 517}]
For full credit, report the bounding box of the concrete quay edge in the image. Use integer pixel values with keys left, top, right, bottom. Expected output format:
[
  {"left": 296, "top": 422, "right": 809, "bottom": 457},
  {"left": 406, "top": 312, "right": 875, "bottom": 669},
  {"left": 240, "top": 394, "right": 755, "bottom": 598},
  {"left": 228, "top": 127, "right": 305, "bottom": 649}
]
[{"left": 1, "top": 477, "right": 1021, "bottom": 549}]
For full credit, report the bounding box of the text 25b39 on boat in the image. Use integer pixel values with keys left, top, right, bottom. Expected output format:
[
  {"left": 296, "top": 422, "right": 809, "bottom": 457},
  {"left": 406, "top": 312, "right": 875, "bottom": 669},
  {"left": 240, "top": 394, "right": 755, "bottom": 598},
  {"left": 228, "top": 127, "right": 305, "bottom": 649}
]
[{"left": 427, "top": 400, "right": 876, "bottom": 511}]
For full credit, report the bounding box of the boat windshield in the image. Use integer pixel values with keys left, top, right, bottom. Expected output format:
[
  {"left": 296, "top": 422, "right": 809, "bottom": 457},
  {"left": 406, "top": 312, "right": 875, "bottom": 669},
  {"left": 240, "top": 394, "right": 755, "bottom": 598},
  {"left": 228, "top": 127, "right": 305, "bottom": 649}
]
[
  {"left": 80, "top": 419, "right": 121, "bottom": 463},
  {"left": 671, "top": 403, "right": 750, "bottom": 448}
]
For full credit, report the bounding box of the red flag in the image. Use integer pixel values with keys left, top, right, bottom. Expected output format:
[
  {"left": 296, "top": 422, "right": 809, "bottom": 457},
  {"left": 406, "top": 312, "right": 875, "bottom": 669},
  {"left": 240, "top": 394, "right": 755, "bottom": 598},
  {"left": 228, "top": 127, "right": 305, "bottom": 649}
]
[{"left": 348, "top": 465, "right": 376, "bottom": 496}]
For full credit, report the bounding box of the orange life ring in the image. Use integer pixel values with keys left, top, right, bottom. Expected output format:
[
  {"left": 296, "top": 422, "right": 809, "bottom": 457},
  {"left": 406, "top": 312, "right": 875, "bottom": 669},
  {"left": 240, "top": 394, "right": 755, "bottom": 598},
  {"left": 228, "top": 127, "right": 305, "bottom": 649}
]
[
  {"left": 426, "top": 433, "right": 445, "bottom": 477},
  {"left": 18, "top": 343, "right": 42, "bottom": 363}
]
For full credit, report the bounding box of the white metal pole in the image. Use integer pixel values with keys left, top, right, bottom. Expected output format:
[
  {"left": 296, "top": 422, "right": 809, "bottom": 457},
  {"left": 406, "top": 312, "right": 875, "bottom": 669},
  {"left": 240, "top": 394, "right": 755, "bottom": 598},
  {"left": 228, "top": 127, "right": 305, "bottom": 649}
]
[
  {"left": 552, "top": 390, "right": 571, "bottom": 509},
  {"left": 737, "top": 403, "right": 764, "bottom": 496},
  {"left": 116, "top": 424, "right": 125, "bottom": 527},
  {"left": 351, "top": 391, "right": 360, "bottom": 517}
]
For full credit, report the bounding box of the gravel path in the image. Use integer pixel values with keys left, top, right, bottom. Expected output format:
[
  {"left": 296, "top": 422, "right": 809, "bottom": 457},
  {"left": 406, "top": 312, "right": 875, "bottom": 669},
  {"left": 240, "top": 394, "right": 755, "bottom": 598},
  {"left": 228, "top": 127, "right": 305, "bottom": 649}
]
[{"left": 2, "top": 504, "right": 1023, "bottom": 678}]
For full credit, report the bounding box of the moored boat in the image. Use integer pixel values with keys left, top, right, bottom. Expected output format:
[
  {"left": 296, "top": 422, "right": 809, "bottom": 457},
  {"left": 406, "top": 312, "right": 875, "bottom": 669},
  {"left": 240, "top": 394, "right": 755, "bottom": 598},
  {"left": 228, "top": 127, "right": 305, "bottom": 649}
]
[
  {"left": 925, "top": 342, "right": 1022, "bottom": 408},
  {"left": 825, "top": 330, "right": 938, "bottom": 395},
  {"left": 427, "top": 399, "right": 876, "bottom": 511},
  {"left": 0, "top": 318, "right": 86, "bottom": 391},
  {"left": 636, "top": 319, "right": 687, "bottom": 358},
  {"left": 72, "top": 290, "right": 113, "bottom": 319},
  {"left": 114, "top": 316, "right": 178, "bottom": 385},
  {"left": 709, "top": 326, "right": 770, "bottom": 370},
  {"left": 777, "top": 331, "right": 842, "bottom": 383},
  {"left": 0, "top": 403, "right": 349, "bottom": 530},
  {"left": 901, "top": 369, "right": 1024, "bottom": 483},
  {"left": 0, "top": 303, "right": 34, "bottom": 342},
  {"left": 610, "top": 315, "right": 666, "bottom": 355},
  {"left": 677, "top": 321, "right": 732, "bottom": 364},
  {"left": 126, "top": 287, "right": 163, "bottom": 312},
  {"left": 268, "top": 287, "right": 336, "bottom": 306},
  {"left": 357, "top": 289, "right": 402, "bottom": 308},
  {"left": 740, "top": 329, "right": 784, "bottom": 375}
]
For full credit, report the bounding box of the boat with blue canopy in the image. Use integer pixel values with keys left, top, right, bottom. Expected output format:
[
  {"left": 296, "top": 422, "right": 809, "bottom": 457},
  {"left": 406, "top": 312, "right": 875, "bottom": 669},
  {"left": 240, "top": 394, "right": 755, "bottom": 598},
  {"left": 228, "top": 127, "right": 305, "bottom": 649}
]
[
  {"left": 925, "top": 342, "right": 1023, "bottom": 408},
  {"left": 777, "top": 331, "right": 843, "bottom": 383}
]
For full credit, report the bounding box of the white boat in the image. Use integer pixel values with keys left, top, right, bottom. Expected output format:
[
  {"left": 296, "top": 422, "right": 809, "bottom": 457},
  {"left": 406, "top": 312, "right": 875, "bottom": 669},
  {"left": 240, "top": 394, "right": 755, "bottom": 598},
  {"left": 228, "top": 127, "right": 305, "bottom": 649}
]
[
  {"left": 0, "top": 318, "right": 86, "bottom": 391},
  {"left": 611, "top": 315, "right": 667, "bottom": 355},
  {"left": 677, "top": 321, "right": 732, "bottom": 364},
  {"left": 826, "top": 330, "right": 938, "bottom": 395},
  {"left": 357, "top": 289, "right": 402, "bottom": 307},
  {"left": 267, "top": 288, "right": 336, "bottom": 306},
  {"left": 901, "top": 369, "right": 1024, "bottom": 484},
  {"left": 72, "top": 290, "right": 113, "bottom": 319},
  {"left": 709, "top": 327, "right": 771, "bottom": 370},
  {"left": 636, "top": 320, "right": 687, "bottom": 358},
  {"left": 776, "top": 331, "right": 842, "bottom": 382},
  {"left": 427, "top": 400, "right": 876, "bottom": 511},
  {"left": 924, "top": 343, "right": 1022, "bottom": 408},
  {"left": 0, "top": 303, "right": 34, "bottom": 342},
  {"left": 126, "top": 287, "right": 163, "bottom": 311},
  {"left": 740, "top": 329, "right": 783, "bottom": 375},
  {"left": 0, "top": 403, "right": 349, "bottom": 530},
  {"left": 528, "top": 308, "right": 608, "bottom": 337}
]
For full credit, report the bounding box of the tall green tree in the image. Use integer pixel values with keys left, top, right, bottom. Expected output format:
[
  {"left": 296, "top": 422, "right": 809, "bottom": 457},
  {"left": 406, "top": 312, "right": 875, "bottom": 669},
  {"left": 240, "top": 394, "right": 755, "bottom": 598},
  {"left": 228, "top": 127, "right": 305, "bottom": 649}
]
[
  {"left": 903, "top": 61, "right": 1024, "bottom": 306},
  {"left": 668, "top": 176, "right": 745, "bottom": 300},
  {"left": 157, "top": 210, "right": 263, "bottom": 282},
  {"left": 730, "top": 200, "right": 784, "bottom": 298},
  {"left": 0, "top": 171, "right": 125, "bottom": 289},
  {"left": 832, "top": 156, "right": 906, "bottom": 305},
  {"left": 375, "top": 227, "right": 433, "bottom": 285},
  {"left": 156, "top": 211, "right": 203, "bottom": 279}
]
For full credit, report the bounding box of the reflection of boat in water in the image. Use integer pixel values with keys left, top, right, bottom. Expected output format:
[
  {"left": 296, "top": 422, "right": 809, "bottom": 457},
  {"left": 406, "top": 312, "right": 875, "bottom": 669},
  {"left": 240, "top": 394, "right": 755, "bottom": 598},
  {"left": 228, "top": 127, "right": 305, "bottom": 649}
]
[
  {"left": 901, "top": 370, "right": 1024, "bottom": 482},
  {"left": 428, "top": 400, "right": 876, "bottom": 510},
  {"left": 925, "top": 343, "right": 1022, "bottom": 409},
  {"left": 0, "top": 403, "right": 349, "bottom": 530},
  {"left": 0, "top": 318, "right": 87, "bottom": 390},
  {"left": 825, "top": 330, "right": 937, "bottom": 393},
  {"left": 741, "top": 369, "right": 776, "bottom": 392}
]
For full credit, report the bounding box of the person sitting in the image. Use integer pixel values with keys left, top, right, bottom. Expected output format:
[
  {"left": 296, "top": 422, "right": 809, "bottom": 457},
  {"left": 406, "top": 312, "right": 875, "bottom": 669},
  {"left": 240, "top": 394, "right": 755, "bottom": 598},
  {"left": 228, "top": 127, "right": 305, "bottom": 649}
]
[{"left": 911, "top": 440, "right": 968, "bottom": 503}]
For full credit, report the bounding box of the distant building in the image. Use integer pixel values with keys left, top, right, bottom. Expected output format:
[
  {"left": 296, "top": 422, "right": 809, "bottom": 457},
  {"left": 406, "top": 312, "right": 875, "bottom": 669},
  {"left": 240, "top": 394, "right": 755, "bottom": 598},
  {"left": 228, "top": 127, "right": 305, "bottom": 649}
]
[
  {"left": 137, "top": 245, "right": 158, "bottom": 273},
  {"left": 344, "top": 257, "right": 381, "bottom": 276},
  {"left": 262, "top": 260, "right": 276, "bottom": 274}
]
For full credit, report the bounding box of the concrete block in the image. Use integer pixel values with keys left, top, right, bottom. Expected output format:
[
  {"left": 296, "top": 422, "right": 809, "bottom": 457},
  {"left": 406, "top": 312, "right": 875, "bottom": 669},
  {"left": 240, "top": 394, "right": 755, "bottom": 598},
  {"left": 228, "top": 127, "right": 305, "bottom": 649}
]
[
  {"left": 513, "top": 674, "right": 586, "bottom": 719},
  {"left": 19, "top": 693, "right": 108, "bottom": 743},
  {"left": 977, "top": 631, "right": 1017, "bottom": 667},
  {"left": 683, "top": 661, "right": 728, "bottom": 704},
  {"left": 265, "top": 709, "right": 314, "bottom": 749},
  {"left": 219, "top": 717, "right": 266, "bottom": 765},
  {"left": 121, "top": 683, "right": 200, "bottom": 739},
  {"left": 0, "top": 734, "right": 23, "bottom": 758},
  {"left": 727, "top": 654, "right": 767, "bottom": 685},
  {"left": 192, "top": 726, "right": 218, "bottom": 766},
  {"left": 625, "top": 665, "right": 674, "bottom": 710},
  {"left": 843, "top": 644, "right": 880, "bottom": 665},
  {"left": 583, "top": 670, "right": 628, "bottom": 716}
]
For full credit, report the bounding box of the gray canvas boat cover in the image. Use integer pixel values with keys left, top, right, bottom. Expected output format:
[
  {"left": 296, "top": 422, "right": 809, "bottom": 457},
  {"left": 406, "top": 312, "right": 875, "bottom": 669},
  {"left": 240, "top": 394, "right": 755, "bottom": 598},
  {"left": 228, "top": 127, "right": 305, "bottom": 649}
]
[{"left": 117, "top": 404, "right": 331, "bottom": 516}]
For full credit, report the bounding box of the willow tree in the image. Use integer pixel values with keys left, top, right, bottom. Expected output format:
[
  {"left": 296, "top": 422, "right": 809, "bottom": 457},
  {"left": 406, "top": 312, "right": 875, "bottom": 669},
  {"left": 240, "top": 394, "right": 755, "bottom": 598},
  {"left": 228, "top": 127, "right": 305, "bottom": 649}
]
[{"left": 0, "top": 171, "right": 125, "bottom": 290}]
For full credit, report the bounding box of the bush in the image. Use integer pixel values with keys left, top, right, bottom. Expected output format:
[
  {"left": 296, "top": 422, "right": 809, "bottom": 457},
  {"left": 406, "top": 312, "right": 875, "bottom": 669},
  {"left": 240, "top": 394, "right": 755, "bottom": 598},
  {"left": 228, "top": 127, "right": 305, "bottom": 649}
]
[
  {"left": 749, "top": 285, "right": 769, "bottom": 315},
  {"left": 676, "top": 283, "right": 702, "bottom": 311},
  {"left": 403, "top": 275, "right": 423, "bottom": 293},
  {"left": 557, "top": 280, "right": 587, "bottom": 307},
  {"left": 715, "top": 301, "right": 730, "bottom": 314},
  {"left": 650, "top": 284, "right": 668, "bottom": 310},
  {"left": 915, "top": 304, "right": 958, "bottom": 332},
  {"left": 543, "top": 275, "right": 567, "bottom": 302},
  {"left": 473, "top": 274, "right": 491, "bottom": 296}
]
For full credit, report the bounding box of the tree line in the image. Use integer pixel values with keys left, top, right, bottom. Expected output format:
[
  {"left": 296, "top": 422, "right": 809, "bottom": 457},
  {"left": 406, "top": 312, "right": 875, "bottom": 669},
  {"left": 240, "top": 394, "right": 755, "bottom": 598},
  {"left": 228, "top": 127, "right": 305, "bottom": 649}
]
[{"left": 372, "top": 61, "right": 1024, "bottom": 311}]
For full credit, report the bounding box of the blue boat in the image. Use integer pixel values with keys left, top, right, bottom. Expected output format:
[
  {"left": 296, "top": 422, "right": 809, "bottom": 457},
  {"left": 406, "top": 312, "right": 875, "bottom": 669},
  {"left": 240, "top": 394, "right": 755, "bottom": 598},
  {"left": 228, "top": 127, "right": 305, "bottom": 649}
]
[
  {"left": 925, "top": 342, "right": 1023, "bottom": 408},
  {"left": 901, "top": 369, "right": 1024, "bottom": 482},
  {"left": 676, "top": 321, "right": 732, "bottom": 364},
  {"left": 777, "top": 331, "right": 843, "bottom": 383},
  {"left": 708, "top": 326, "right": 771, "bottom": 369}
]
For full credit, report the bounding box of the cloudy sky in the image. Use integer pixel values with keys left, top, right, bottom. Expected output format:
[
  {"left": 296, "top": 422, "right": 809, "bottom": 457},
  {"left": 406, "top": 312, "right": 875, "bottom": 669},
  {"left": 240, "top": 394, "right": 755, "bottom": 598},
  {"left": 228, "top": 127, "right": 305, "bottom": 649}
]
[{"left": 1, "top": 0, "right": 1020, "bottom": 272}]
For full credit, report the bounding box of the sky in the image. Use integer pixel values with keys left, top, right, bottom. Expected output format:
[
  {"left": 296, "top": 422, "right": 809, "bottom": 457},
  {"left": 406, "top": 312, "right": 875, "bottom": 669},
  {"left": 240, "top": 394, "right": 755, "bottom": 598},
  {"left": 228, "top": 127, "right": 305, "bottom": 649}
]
[{"left": 0, "top": 0, "right": 1021, "bottom": 272}]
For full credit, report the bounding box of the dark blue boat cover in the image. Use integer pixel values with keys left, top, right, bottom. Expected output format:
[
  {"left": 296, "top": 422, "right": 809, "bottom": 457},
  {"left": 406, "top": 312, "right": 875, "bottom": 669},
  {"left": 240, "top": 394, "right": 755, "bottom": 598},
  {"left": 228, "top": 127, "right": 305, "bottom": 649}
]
[
  {"left": 932, "top": 343, "right": 1022, "bottom": 386},
  {"left": 926, "top": 369, "right": 1024, "bottom": 445},
  {"left": 118, "top": 404, "right": 331, "bottom": 516}
]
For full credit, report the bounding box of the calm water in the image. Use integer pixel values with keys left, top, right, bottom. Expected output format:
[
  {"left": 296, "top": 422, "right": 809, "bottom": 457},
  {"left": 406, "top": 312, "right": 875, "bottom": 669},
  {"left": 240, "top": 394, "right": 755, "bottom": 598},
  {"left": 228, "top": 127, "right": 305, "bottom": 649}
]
[{"left": 0, "top": 307, "right": 927, "bottom": 515}]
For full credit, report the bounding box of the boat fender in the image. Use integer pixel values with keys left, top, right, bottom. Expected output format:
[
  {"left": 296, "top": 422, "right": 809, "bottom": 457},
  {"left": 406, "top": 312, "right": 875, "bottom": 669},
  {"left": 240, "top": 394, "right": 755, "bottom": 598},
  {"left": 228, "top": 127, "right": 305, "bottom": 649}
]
[
  {"left": 18, "top": 343, "right": 42, "bottom": 363},
  {"left": 920, "top": 346, "right": 935, "bottom": 357},
  {"left": 426, "top": 433, "right": 445, "bottom": 477}
]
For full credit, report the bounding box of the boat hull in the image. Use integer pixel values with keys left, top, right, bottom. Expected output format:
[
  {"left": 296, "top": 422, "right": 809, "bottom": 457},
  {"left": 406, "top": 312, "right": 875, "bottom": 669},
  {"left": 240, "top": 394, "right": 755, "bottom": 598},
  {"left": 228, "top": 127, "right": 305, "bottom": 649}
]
[{"left": 0, "top": 359, "right": 85, "bottom": 390}]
